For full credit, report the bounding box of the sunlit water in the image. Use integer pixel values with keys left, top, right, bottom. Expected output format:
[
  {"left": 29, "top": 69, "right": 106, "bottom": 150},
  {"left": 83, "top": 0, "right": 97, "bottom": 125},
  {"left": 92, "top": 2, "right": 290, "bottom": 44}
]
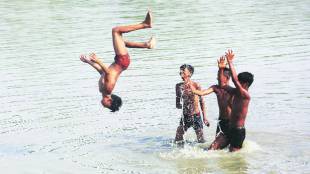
[{"left": 0, "top": 0, "right": 309, "bottom": 173}]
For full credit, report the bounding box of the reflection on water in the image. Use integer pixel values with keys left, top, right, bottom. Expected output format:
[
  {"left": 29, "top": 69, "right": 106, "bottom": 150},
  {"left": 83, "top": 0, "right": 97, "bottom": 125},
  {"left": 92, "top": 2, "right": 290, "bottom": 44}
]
[
  {"left": 218, "top": 155, "right": 248, "bottom": 174},
  {"left": 176, "top": 159, "right": 210, "bottom": 174},
  {"left": 1, "top": 0, "right": 310, "bottom": 173},
  {"left": 175, "top": 157, "right": 248, "bottom": 174}
]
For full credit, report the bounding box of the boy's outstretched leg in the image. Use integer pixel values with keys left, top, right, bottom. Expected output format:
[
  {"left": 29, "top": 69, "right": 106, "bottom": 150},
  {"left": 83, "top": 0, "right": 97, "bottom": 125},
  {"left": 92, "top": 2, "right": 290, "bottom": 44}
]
[
  {"left": 124, "top": 37, "right": 156, "bottom": 49},
  {"left": 112, "top": 10, "right": 153, "bottom": 56}
]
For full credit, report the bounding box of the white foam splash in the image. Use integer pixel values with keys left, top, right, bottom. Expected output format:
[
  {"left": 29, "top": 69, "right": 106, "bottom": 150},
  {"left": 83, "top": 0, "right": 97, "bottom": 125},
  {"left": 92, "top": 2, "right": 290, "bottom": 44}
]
[
  {"left": 239, "top": 140, "right": 262, "bottom": 153},
  {"left": 159, "top": 140, "right": 262, "bottom": 160}
]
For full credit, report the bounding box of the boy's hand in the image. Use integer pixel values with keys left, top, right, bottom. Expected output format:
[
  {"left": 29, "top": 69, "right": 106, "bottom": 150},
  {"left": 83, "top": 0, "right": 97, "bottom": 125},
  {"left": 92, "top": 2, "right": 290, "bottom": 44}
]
[
  {"left": 203, "top": 118, "right": 210, "bottom": 127},
  {"left": 225, "top": 49, "right": 234, "bottom": 62},
  {"left": 89, "top": 53, "right": 99, "bottom": 62},
  {"left": 217, "top": 56, "right": 226, "bottom": 69}
]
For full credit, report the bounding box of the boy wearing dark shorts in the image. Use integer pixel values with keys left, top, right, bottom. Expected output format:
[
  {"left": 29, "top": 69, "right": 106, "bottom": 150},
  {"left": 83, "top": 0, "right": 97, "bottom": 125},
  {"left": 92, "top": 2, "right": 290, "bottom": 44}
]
[
  {"left": 225, "top": 50, "right": 254, "bottom": 152},
  {"left": 175, "top": 64, "right": 210, "bottom": 144},
  {"left": 191, "top": 56, "right": 234, "bottom": 150}
]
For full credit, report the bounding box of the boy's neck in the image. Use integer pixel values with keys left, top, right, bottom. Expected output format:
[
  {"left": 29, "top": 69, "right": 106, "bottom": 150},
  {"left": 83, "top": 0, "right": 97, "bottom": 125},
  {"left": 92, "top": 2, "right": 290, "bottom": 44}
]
[{"left": 183, "top": 78, "right": 191, "bottom": 83}]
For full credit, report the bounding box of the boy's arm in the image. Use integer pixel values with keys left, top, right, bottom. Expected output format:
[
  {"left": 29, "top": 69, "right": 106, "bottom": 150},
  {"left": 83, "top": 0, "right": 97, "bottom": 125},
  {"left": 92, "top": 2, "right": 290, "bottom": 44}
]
[
  {"left": 191, "top": 86, "right": 214, "bottom": 96},
  {"left": 192, "top": 56, "right": 225, "bottom": 96},
  {"left": 225, "top": 50, "right": 250, "bottom": 98},
  {"left": 218, "top": 56, "right": 226, "bottom": 85},
  {"left": 89, "top": 53, "right": 110, "bottom": 74},
  {"left": 197, "top": 84, "right": 210, "bottom": 127},
  {"left": 176, "top": 83, "right": 182, "bottom": 109}
]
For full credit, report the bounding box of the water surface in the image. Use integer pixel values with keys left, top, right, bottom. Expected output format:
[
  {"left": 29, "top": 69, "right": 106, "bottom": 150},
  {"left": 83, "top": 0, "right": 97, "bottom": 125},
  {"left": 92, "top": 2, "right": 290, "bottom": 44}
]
[{"left": 0, "top": 0, "right": 309, "bottom": 173}]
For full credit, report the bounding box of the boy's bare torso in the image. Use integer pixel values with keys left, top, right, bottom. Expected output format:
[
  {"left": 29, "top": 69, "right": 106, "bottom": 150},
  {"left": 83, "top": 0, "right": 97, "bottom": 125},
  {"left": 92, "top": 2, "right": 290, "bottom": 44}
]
[
  {"left": 99, "top": 63, "right": 123, "bottom": 95},
  {"left": 177, "top": 81, "right": 201, "bottom": 116},
  {"left": 212, "top": 85, "right": 234, "bottom": 121},
  {"left": 230, "top": 91, "right": 250, "bottom": 127}
]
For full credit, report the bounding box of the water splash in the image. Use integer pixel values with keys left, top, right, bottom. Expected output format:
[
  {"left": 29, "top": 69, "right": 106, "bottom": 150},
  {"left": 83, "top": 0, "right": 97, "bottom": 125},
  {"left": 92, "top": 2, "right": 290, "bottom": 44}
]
[{"left": 159, "top": 140, "right": 262, "bottom": 160}]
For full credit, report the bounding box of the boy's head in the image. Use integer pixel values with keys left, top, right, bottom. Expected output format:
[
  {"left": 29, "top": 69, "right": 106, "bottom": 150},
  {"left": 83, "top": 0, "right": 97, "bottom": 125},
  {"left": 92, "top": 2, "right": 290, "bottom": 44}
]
[
  {"left": 179, "top": 64, "right": 194, "bottom": 80},
  {"left": 238, "top": 72, "right": 254, "bottom": 88},
  {"left": 101, "top": 94, "right": 123, "bottom": 112},
  {"left": 217, "top": 67, "right": 231, "bottom": 87},
  {"left": 222, "top": 67, "right": 231, "bottom": 79}
]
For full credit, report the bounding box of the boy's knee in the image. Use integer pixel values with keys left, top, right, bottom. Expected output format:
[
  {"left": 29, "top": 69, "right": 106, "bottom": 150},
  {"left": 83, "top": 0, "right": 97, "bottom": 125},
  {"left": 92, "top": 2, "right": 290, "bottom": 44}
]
[
  {"left": 112, "top": 27, "right": 120, "bottom": 34},
  {"left": 209, "top": 142, "right": 218, "bottom": 150},
  {"left": 229, "top": 146, "right": 241, "bottom": 152}
]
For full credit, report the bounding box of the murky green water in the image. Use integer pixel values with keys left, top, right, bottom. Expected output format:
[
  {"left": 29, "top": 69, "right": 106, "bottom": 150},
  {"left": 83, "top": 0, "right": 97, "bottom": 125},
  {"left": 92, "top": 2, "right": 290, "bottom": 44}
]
[{"left": 0, "top": 0, "right": 309, "bottom": 173}]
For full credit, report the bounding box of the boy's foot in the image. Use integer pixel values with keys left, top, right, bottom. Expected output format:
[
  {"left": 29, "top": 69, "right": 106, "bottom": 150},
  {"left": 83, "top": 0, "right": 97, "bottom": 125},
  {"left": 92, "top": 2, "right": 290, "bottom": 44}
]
[
  {"left": 175, "top": 140, "right": 185, "bottom": 148},
  {"left": 146, "top": 36, "right": 156, "bottom": 49},
  {"left": 198, "top": 139, "right": 206, "bottom": 143},
  {"left": 142, "top": 10, "right": 152, "bottom": 28}
]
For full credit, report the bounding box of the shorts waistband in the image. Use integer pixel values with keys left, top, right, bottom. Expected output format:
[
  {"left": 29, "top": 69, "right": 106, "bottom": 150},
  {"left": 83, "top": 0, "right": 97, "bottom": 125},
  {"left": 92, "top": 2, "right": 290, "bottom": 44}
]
[{"left": 231, "top": 126, "right": 245, "bottom": 130}]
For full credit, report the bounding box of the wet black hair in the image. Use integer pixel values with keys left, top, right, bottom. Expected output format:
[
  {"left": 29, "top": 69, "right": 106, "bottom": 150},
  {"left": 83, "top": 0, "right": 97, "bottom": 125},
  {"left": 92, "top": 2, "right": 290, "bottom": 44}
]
[
  {"left": 109, "top": 94, "right": 123, "bottom": 112},
  {"left": 180, "top": 64, "right": 194, "bottom": 75},
  {"left": 238, "top": 72, "right": 254, "bottom": 87}
]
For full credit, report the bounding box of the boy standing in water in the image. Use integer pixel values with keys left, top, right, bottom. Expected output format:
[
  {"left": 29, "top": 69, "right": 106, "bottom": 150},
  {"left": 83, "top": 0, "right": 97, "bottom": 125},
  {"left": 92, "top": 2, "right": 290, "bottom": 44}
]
[
  {"left": 225, "top": 49, "right": 254, "bottom": 152},
  {"left": 175, "top": 64, "right": 210, "bottom": 144},
  {"left": 80, "top": 10, "right": 155, "bottom": 112},
  {"left": 191, "top": 56, "right": 234, "bottom": 150}
]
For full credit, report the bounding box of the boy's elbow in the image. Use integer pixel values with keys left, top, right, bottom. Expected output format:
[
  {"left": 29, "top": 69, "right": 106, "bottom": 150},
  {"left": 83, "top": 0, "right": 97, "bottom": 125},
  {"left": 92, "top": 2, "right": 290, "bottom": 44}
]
[
  {"left": 176, "top": 104, "right": 182, "bottom": 109},
  {"left": 112, "top": 27, "right": 120, "bottom": 34}
]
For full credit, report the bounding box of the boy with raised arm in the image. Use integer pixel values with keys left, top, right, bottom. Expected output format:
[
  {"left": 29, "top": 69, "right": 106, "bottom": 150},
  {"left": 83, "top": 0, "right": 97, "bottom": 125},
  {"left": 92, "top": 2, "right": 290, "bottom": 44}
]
[
  {"left": 175, "top": 64, "right": 210, "bottom": 144},
  {"left": 191, "top": 56, "right": 234, "bottom": 150},
  {"left": 80, "top": 10, "right": 155, "bottom": 112},
  {"left": 225, "top": 49, "right": 254, "bottom": 152}
]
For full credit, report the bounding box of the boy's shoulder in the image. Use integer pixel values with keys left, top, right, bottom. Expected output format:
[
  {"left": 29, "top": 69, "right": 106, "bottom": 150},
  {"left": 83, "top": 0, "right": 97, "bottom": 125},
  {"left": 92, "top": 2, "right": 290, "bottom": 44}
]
[
  {"left": 210, "top": 84, "right": 219, "bottom": 88},
  {"left": 221, "top": 85, "right": 236, "bottom": 93},
  {"left": 190, "top": 80, "right": 199, "bottom": 85},
  {"left": 191, "top": 81, "right": 204, "bottom": 90}
]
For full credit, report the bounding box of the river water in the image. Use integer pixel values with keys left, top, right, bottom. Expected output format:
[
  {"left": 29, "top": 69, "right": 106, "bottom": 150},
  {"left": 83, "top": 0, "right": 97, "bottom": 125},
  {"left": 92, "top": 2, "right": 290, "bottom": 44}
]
[{"left": 0, "top": 0, "right": 309, "bottom": 173}]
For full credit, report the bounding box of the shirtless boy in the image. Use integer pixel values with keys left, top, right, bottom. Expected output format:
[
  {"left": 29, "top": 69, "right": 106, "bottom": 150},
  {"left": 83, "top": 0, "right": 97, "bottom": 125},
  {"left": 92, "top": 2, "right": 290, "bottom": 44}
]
[
  {"left": 225, "top": 49, "right": 254, "bottom": 152},
  {"left": 80, "top": 10, "right": 155, "bottom": 112},
  {"left": 175, "top": 64, "right": 210, "bottom": 144},
  {"left": 191, "top": 56, "right": 234, "bottom": 150}
]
